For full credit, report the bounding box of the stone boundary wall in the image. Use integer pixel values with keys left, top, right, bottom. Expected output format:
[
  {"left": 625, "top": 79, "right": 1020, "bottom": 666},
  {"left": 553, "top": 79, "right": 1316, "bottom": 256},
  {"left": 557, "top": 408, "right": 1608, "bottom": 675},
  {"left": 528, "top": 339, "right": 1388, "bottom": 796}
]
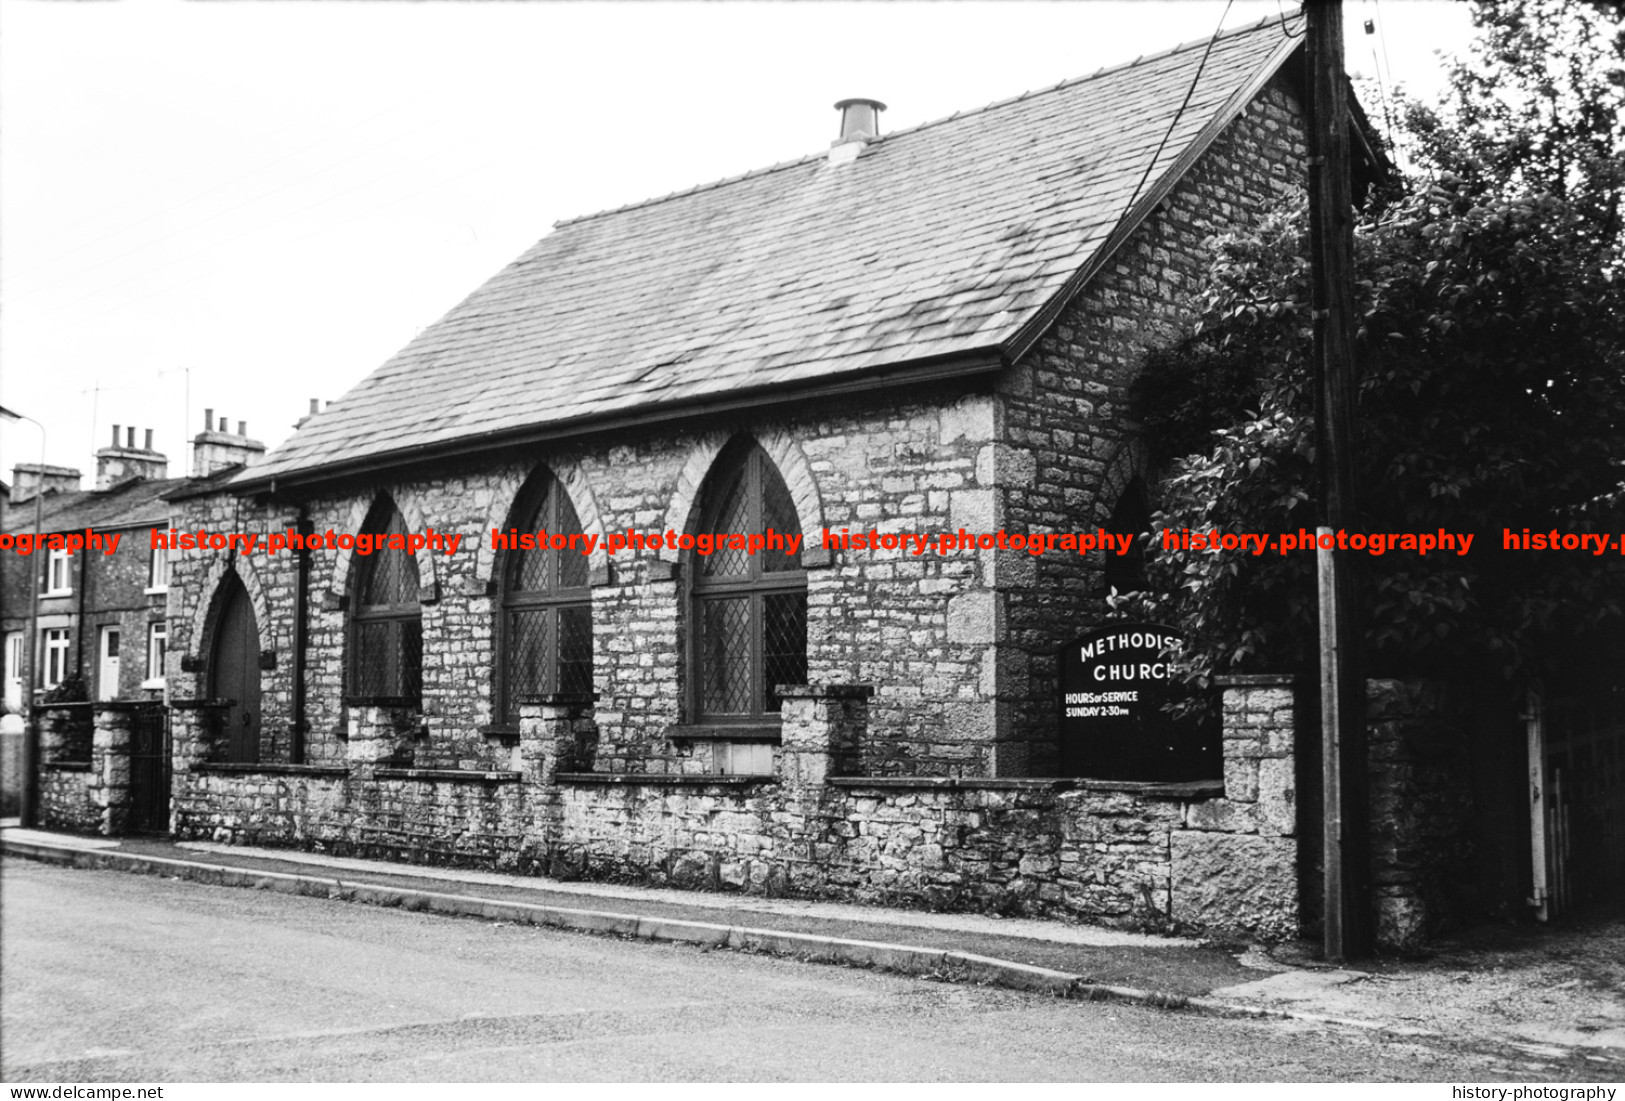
[
  {"left": 45, "top": 674, "right": 1498, "bottom": 947},
  {"left": 164, "top": 679, "right": 1303, "bottom": 938},
  {"left": 1366, "top": 678, "right": 1486, "bottom": 951},
  {"left": 36, "top": 703, "right": 146, "bottom": 836},
  {"left": 173, "top": 768, "right": 537, "bottom": 868},
  {"left": 549, "top": 677, "right": 1299, "bottom": 936}
]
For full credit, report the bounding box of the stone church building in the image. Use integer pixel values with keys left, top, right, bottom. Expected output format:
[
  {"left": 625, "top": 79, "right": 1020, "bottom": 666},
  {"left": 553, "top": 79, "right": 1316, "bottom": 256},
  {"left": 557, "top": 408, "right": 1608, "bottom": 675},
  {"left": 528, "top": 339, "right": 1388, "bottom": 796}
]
[{"left": 40, "top": 15, "right": 1458, "bottom": 941}]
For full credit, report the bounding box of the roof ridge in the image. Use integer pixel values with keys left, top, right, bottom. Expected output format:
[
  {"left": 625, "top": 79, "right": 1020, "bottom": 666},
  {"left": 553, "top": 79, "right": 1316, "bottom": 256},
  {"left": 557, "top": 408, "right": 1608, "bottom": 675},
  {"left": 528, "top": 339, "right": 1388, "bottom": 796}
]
[{"left": 551, "top": 11, "right": 1299, "bottom": 231}]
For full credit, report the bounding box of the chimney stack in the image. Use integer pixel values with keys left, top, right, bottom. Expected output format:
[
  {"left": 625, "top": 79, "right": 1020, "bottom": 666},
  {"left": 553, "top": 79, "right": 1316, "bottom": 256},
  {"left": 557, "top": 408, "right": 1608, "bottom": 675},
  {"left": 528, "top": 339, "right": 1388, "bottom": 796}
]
[
  {"left": 294, "top": 397, "right": 323, "bottom": 431},
  {"left": 10, "top": 464, "right": 82, "bottom": 505},
  {"left": 829, "top": 98, "right": 886, "bottom": 166},
  {"left": 95, "top": 426, "right": 167, "bottom": 489},
  {"left": 192, "top": 410, "right": 266, "bottom": 477}
]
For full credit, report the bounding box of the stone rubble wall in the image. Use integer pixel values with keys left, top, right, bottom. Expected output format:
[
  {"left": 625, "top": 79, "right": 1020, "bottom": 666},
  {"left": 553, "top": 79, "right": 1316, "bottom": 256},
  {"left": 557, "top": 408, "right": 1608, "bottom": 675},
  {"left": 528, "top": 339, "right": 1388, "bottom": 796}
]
[
  {"left": 164, "top": 679, "right": 1302, "bottom": 939},
  {"left": 172, "top": 768, "right": 540, "bottom": 870},
  {"left": 1366, "top": 678, "right": 1486, "bottom": 951},
  {"left": 36, "top": 704, "right": 142, "bottom": 836},
  {"left": 999, "top": 79, "right": 1310, "bottom": 776}
]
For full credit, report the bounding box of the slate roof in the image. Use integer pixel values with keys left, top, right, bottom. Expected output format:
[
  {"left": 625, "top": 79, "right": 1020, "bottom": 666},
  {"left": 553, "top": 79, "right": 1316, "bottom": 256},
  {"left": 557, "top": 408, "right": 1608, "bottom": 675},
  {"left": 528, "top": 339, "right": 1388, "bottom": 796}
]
[
  {"left": 2, "top": 478, "right": 179, "bottom": 536},
  {"left": 241, "top": 14, "right": 1303, "bottom": 489}
]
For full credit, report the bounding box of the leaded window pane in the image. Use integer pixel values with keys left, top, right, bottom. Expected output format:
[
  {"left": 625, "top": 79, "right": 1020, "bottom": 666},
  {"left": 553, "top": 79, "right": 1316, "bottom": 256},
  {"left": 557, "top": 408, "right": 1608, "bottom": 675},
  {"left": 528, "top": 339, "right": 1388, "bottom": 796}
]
[
  {"left": 558, "top": 604, "right": 593, "bottom": 696},
  {"left": 701, "top": 468, "right": 754, "bottom": 578},
  {"left": 760, "top": 461, "right": 801, "bottom": 574},
  {"left": 701, "top": 596, "right": 753, "bottom": 715},
  {"left": 506, "top": 609, "right": 551, "bottom": 707},
  {"left": 691, "top": 444, "right": 808, "bottom": 724},
  {"left": 762, "top": 592, "right": 807, "bottom": 713},
  {"left": 499, "top": 472, "right": 594, "bottom": 726},
  {"left": 354, "top": 617, "right": 421, "bottom": 700},
  {"left": 351, "top": 502, "right": 423, "bottom": 703},
  {"left": 360, "top": 511, "right": 419, "bottom": 606}
]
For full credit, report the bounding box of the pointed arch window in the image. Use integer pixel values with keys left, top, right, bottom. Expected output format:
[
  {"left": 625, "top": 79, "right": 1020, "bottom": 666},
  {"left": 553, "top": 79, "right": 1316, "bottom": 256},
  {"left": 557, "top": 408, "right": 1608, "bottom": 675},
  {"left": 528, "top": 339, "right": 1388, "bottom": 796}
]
[
  {"left": 690, "top": 443, "right": 807, "bottom": 727},
  {"left": 496, "top": 472, "right": 593, "bottom": 728},
  {"left": 1104, "top": 477, "right": 1151, "bottom": 596},
  {"left": 348, "top": 499, "right": 422, "bottom": 704}
]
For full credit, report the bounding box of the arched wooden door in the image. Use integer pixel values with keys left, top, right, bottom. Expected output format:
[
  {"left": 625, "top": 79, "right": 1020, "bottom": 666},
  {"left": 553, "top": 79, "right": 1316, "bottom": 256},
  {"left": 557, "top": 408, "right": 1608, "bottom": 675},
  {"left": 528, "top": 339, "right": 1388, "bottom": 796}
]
[{"left": 209, "top": 573, "right": 261, "bottom": 763}]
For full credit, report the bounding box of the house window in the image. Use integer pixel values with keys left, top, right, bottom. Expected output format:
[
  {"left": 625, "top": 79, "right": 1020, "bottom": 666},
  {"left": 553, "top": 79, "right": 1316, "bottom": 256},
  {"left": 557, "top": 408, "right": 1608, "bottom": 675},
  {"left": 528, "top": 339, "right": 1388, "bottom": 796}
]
[
  {"left": 45, "top": 549, "right": 72, "bottom": 595},
  {"left": 148, "top": 537, "right": 171, "bottom": 593},
  {"left": 41, "top": 628, "right": 71, "bottom": 690},
  {"left": 146, "top": 620, "right": 168, "bottom": 684},
  {"left": 347, "top": 499, "right": 422, "bottom": 704},
  {"left": 496, "top": 472, "right": 592, "bottom": 728},
  {"left": 689, "top": 442, "right": 806, "bottom": 728}
]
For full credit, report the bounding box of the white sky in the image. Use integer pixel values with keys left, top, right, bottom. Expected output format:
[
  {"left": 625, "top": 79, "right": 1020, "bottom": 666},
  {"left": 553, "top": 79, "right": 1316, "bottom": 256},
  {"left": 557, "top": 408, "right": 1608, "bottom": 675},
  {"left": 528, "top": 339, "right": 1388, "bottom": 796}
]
[{"left": 0, "top": 0, "right": 1475, "bottom": 481}]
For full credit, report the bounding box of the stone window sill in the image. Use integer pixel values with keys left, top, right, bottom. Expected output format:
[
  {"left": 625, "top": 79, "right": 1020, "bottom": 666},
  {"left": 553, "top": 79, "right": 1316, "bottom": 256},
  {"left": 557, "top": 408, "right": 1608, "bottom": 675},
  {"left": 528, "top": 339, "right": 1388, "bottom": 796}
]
[
  {"left": 374, "top": 768, "right": 520, "bottom": 783},
  {"left": 556, "top": 771, "right": 778, "bottom": 787},
  {"left": 43, "top": 760, "right": 92, "bottom": 772},
  {"left": 666, "top": 725, "right": 780, "bottom": 743},
  {"left": 194, "top": 762, "right": 348, "bottom": 777},
  {"left": 480, "top": 725, "right": 520, "bottom": 746},
  {"left": 825, "top": 777, "right": 1224, "bottom": 800}
]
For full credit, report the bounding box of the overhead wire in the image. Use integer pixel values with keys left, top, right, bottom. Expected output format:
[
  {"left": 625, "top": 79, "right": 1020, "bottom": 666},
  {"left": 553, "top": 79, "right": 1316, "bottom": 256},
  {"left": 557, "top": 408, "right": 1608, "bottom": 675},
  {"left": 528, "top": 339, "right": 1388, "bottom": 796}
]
[{"left": 1117, "top": 0, "right": 1237, "bottom": 230}]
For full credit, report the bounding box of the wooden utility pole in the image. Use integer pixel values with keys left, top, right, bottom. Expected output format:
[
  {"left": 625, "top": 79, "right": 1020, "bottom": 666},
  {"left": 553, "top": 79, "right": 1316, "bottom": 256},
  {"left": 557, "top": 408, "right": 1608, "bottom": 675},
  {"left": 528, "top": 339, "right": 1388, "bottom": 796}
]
[{"left": 1305, "top": 0, "right": 1371, "bottom": 962}]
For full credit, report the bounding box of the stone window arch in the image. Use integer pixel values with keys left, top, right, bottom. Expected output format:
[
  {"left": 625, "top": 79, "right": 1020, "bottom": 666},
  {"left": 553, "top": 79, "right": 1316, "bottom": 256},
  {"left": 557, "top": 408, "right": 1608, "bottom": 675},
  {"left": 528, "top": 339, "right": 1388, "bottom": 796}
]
[
  {"left": 689, "top": 440, "right": 806, "bottom": 727},
  {"left": 348, "top": 496, "right": 421, "bottom": 704},
  {"left": 494, "top": 468, "right": 593, "bottom": 728}
]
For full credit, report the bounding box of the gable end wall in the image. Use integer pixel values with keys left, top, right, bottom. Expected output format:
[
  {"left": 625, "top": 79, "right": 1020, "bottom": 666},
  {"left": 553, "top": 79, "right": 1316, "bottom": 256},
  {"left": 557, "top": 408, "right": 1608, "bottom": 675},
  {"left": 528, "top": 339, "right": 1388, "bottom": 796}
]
[{"left": 994, "top": 78, "right": 1308, "bottom": 774}]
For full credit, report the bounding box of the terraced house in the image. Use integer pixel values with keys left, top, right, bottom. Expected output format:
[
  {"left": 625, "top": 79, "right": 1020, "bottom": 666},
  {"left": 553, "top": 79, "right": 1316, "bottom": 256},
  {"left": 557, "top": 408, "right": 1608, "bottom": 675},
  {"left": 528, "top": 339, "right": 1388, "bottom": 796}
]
[{"left": 37, "top": 15, "right": 1430, "bottom": 940}]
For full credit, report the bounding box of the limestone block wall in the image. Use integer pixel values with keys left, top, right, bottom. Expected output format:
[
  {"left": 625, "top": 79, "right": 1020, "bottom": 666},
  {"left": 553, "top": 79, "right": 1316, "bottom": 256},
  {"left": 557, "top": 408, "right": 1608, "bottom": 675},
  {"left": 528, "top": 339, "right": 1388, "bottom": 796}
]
[
  {"left": 551, "top": 678, "right": 1303, "bottom": 936},
  {"left": 998, "top": 79, "right": 1310, "bottom": 775},
  {"left": 39, "top": 763, "right": 98, "bottom": 833},
  {"left": 37, "top": 704, "right": 97, "bottom": 833},
  {"left": 36, "top": 703, "right": 143, "bottom": 836},
  {"left": 1366, "top": 678, "right": 1484, "bottom": 951},
  {"left": 166, "top": 390, "right": 1019, "bottom": 780},
  {"left": 172, "top": 767, "right": 538, "bottom": 869}
]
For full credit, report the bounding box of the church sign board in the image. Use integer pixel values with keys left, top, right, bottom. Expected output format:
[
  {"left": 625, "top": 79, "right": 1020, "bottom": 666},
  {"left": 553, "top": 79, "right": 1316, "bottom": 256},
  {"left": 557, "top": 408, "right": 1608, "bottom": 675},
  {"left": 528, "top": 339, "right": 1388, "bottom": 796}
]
[{"left": 1056, "top": 621, "right": 1219, "bottom": 781}]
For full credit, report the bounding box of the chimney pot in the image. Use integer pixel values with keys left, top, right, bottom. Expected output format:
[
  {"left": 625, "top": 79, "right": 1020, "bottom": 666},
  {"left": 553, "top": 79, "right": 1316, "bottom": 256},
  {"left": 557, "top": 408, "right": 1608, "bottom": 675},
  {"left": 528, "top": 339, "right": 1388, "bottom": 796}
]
[
  {"left": 204, "top": 408, "right": 214, "bottom": 430},
  {"left": 834, "top": 98, "right": 886, "bottom": 144},
  {"left": 238, "top": 420, "right": 246, "bottom": 436},
  {"left": 144, "top": 429, "right": 154, "bottom": 451},
  {"left": 309, "top": 398, "right": 320, "bottom": 416},
  {"left": 111, "top": 425, "right": 121, "bottom": 445},
  {"left": 126, "top": 426, "right": 136, "bottom": 449},
  {"left": 219, "top": 416, "right": 227, "bottom": 433}
]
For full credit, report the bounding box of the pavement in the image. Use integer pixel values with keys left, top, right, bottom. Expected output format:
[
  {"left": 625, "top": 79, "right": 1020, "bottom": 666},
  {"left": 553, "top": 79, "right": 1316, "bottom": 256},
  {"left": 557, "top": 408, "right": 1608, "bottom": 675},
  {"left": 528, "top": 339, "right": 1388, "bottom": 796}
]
[{"left": 4, "top": 824, "right": 1622, "bottom": 1075}]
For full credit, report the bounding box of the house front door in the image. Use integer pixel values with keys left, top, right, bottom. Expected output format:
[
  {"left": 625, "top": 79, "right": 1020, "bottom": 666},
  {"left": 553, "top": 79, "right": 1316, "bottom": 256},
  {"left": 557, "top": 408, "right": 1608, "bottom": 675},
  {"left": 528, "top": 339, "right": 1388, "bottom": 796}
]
[
  {"left": 98, "top": 626, "right": 120, "bottom": 701},
  {"left": 209, "top": 574, "right": 261, "bottom": 763}
]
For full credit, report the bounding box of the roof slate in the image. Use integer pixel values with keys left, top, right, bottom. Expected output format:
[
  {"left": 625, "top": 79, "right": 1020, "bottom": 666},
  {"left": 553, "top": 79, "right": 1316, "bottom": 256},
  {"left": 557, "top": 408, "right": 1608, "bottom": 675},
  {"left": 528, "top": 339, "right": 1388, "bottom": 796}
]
[{"left": 246, "top": 15, "right": 1301, "bottom": 486}]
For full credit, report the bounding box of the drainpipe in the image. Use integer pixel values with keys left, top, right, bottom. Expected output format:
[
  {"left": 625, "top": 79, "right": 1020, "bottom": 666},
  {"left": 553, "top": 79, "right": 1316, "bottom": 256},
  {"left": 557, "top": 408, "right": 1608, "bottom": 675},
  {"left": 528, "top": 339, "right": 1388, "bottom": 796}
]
[
  {"left": 75, "top": 542, "right": 88, "bottom": 681},
  {"left": 292, "top": 508, "right": 312, "bottom": 763}
]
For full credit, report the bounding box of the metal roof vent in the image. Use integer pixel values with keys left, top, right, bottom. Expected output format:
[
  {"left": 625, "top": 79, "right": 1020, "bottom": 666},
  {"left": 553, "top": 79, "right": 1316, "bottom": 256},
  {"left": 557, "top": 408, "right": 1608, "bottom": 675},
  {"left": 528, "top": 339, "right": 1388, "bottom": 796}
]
[{"left": 829, "top": 97, "right": 886, "bottom": 166}]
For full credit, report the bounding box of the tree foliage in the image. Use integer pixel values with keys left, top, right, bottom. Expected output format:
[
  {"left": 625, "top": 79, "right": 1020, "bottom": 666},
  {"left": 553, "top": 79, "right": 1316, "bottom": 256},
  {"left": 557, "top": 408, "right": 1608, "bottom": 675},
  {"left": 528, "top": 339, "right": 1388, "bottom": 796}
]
[{"left": 1127, "top": 0, "right": 1625, "bottom": 688}]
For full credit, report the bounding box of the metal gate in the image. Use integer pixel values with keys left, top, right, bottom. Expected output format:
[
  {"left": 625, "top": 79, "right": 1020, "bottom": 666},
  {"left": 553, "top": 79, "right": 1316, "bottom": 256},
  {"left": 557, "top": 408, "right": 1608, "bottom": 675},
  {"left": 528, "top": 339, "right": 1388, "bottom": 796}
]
[
  {"left": 128, "top": 703, "right": 172, "bottom": 835},
  {"left": 1529, "top": 688, "right": 1625, "bottom": 920}
]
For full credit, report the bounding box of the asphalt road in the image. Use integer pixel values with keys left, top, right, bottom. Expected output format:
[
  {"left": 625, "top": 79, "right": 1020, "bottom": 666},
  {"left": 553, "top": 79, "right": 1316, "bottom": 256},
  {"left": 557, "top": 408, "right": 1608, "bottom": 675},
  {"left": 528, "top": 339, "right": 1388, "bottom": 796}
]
[{"left": 0, "top": 860, "right": 1524, "bottom": 1082}]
